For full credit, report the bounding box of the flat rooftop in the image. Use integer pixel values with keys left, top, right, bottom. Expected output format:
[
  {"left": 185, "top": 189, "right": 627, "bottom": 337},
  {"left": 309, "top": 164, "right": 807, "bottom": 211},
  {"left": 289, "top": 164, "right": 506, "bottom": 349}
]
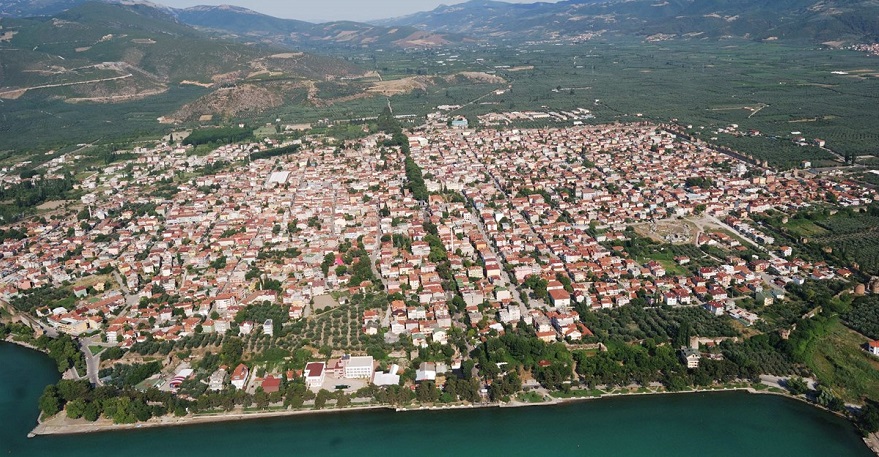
[{"left": 347, "top": 356, "right": 373, "bottom": 368}]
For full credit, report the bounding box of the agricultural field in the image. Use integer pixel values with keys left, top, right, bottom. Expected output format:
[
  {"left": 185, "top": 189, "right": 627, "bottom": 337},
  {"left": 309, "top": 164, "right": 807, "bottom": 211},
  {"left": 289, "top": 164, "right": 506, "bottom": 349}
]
[
  {"left": 808, "top": 319, "right": 879, "bottom": 403},
  {"left": 783, "top": 219, "right": 830, "bottom": 238},
  {"left": 844, "top": 296, "right": 879, "bottom": 341},
  {"left": 755, "top": 207, "right": 879, "bottom": 277},
  {"left": 280, "top": 38, "right": 879, "bottom": 169},
  {"left": 4, "top": 37, "right": 879, "bottom": 172},
  {"left": 810, "top": 214, "right": 879, "bottom": 276}
]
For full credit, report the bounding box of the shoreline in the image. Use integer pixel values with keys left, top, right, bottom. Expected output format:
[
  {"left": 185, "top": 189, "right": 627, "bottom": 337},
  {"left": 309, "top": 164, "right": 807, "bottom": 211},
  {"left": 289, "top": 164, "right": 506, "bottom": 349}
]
[
  {"left": 24, "top": 383, "right": 860, "bottom": 435},
  {"left": 32, "top": 386, "right": 760, "bottom": 437},
  {"left": 30, "top": 404, "right": 397, "bottom": 436},
  {"left": 3, "top": 335, "right": 45, "bottom": 354},
  {"left": 8, "top": 339, "right": 875, "bottom": 455}
]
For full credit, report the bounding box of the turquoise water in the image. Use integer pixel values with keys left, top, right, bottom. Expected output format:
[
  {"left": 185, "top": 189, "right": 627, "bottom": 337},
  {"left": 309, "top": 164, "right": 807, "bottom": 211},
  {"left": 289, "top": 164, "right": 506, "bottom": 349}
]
[{"left": 1, "top": 342, "right": 873, "bottom": 456}]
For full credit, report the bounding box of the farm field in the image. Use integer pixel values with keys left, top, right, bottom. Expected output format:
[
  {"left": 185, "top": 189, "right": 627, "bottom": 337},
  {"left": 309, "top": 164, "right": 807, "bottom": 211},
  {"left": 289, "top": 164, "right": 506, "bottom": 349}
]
[
  {"left": 810, "top": 215, "right": 879, "bottom": 276},
  {"left": 3, "top": 38, "right": 879, "bottom": 173},
  {"left": 808, "top": 320, "right": 879, "bottom": 403}
]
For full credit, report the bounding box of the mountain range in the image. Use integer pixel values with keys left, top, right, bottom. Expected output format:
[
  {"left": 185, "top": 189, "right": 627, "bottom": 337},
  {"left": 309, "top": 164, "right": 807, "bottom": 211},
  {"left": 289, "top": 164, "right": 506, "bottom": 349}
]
[
  {"left": 1, "top": 0, "right": 878, "bottom": 150},
  {"left": 4, "top": 0, "right": 879, "bottom": 46},
  {"left": 0, "top": 1, "right": 466, "bottom": 50},
  {"left": 0, "top": 1, "right": 366, "bottom": 120},
  {"left": 376, "top": 0, "right": 879, "bottom": 43},
  {"left": 176, "top": 5, "right": 466, "bottom": 50}
]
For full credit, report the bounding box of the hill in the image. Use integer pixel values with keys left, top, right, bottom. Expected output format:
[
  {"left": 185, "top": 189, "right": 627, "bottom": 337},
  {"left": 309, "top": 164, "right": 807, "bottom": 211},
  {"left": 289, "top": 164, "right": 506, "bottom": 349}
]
[
  {"left": 175, "top": 5, "right": 466, "bottom": 50},
  {"left": 0, "top": 1, "right": 367, "bottom": 150},
  {"left": 0, "top": 1, "right": 365, "bottom": 100},
  {"left": 0, "top": 0, "right": 176, "bottom": 18},
  {"left": 376, "top": 0, "right": 879, "bottom": 43}
]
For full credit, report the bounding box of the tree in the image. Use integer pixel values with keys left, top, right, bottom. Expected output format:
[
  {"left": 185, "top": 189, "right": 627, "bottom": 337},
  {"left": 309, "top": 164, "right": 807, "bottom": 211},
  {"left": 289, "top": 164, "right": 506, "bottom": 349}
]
[
  {"left": 254, "top": 389, "right": 270, "bottom": 409},
  {"left": 859, "top": 400, "right": 879, "bottom": 435},
  {"left": 321, "top": 253, "right": 336, "bottom": 276},
  {"left": 82, "top": 401, "right": 101, "bottom": 421},
  {"left": 56, "top": 379, "right": 91, "bottom": 402},
  {"left": 786, "top": 376, "right": 809, "bottom": 395},
  {"left": 673, "top": 321, "right": 692, "bottom": 349},
  {"left": 416, "top": 381, "right": 440, "bottom": 403},
  {"left": 39, "top": 385, "right": 61, "bottom": 416},
  {"left": 66, "top": 398, "right": 87, "bottom": 419},
  {"left": 314, "top": 389, "right": 331, "bottom": 409},
  {"left": 220, "top": 337, "right": 244, "bottom": 367}
]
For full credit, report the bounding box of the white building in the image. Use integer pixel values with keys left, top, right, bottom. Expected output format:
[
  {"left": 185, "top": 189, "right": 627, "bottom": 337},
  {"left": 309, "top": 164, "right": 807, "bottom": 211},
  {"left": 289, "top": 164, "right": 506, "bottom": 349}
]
[
  {"left": 344, "top": 356, "right": 374, "bottom": 379},
  {"left": 263, "top": 319, "right": 274, "bottom": 336},
  {"left": 231, "top": 363, "right": 249, "bottom": 389},
  {"left": 373, "top": 364, "right": 401, "bottom": 387},
  {"left": 209, "top": 368, "right": 227, "bottom": 391},
  {"left": 305, "top": 362, "right": 326, "bottom": 389},
  {"left": 416, "top": 362, "right": 437, "bottom": 382}
]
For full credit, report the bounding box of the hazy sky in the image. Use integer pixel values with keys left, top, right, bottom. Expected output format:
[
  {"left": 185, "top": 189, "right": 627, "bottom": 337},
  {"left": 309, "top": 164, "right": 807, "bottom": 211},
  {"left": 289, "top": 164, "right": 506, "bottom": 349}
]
[{"left": 158, "top": 0, "right": 558, "bottom": 23}]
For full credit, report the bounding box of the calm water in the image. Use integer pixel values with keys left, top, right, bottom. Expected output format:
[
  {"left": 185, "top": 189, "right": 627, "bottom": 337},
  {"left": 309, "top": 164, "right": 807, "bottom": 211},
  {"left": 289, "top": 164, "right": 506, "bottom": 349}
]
[{"left": 1, "top": 342, "right": 873, "bottom": 457}]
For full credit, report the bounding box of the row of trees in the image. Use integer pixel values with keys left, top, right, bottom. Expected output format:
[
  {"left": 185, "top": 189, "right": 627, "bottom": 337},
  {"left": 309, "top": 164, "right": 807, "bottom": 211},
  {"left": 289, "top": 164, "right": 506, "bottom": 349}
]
[{"left": 39, "top": 380, "right": 191, "bottom": 423}]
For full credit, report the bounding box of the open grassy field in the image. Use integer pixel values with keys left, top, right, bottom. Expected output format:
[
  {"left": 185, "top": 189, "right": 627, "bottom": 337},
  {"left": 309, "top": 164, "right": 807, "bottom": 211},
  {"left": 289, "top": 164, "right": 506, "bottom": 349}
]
[
  {"left": 809, "top": 320, "right": 879, "bottom": 403},
  {"left": 783, "top": 219, "right": 830, "bottom": 238}
]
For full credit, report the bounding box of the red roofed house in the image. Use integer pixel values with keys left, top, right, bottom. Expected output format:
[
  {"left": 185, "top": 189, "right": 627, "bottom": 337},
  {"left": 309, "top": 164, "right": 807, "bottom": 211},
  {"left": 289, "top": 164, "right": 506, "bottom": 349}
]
[
  {"left": 261, "top": 375, "right": 281, "bottom": 393},
  {"left": 548, "top": 289, "right": 571, "bottom": 308},
  {"left": 231, "top": 363, "right": 249, "bottom": 390}
]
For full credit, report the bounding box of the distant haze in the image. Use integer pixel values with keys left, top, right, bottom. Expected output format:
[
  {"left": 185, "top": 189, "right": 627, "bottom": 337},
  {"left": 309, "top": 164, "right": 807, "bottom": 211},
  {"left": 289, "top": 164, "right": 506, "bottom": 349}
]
[{"left": 157, "top": 0, "right": 559, "bottom": 23}]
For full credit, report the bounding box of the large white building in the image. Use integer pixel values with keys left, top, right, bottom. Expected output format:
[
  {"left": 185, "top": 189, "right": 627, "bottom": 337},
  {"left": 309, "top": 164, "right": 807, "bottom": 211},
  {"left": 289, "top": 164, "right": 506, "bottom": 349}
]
[
  {"left": 344, "top": 356, "right": 374, "bottom": 379},
  {"left": 305, "top": 362, "right": 326, "bottom": 389}
]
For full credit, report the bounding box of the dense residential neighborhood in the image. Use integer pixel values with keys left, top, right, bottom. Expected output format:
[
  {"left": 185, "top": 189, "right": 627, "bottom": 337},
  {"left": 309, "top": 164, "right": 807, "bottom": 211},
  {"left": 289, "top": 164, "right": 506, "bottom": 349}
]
[{"left": 2, "top": 116, "right": 879, "bottom": 430}]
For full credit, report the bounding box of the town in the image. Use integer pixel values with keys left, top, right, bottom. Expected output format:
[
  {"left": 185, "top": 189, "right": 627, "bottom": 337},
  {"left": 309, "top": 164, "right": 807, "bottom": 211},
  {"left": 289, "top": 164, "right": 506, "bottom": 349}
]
[{"left": 2, "top": 114, "right": 878, "bottom": 423}]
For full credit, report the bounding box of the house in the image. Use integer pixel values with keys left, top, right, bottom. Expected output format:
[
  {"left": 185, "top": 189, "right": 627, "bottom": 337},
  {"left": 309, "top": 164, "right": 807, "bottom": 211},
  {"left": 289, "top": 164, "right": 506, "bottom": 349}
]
[
  {"left": 869, "top": 341, "right": 879, "bottom": 356},
  {"left": 364, "top": 321, "right": 380, "bottom": 335},
  {"left": 680, "top": 347, "right": 701, "bottom": 369},
  {"left": 73, "top": 286, "right": 88, "bottom": 298},
  {"left": 209, "top": 368, "right": 227, "bottom": 391},
  {"left": 416, "top": 362, "right": 437, "bottom": 382},
  {"left": 536, "top": 330, "right": 557, "bottom": 343},
  {"left": 261, "top": 375, "right": 282, "bottom": 393},
  {"left": 344, "top": 356, "right": 374, "bottom": 379},
  {"left": 704, "top": 301, "right": 724, "bottom": 316},
  {"left": 305, "top": 362, "right": 326, "bottom": 389},
  {"left": 373, "top": 364, "right": 401, "bottom": 386},
  {"left": 263, "top": 319, "right": 274, "bottom": 337},
  {"left": 548, "top": 289, "right": 571, "bottom": 308},
  {"left": 756, "top": 291, "right": 774, "bottom": 306},
  {"left": 231, "top": 363, "right": 249, "bottom": 389}
]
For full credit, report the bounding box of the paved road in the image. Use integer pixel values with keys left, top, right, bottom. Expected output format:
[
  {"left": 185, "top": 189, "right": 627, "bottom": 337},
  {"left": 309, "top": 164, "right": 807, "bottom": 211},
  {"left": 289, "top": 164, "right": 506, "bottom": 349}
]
[
  {"left": 78, "top": 337, "right": 102, "bottom": 386},
  {"left": 705, "top": 215, "right": 782, "bottom": 261}
]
